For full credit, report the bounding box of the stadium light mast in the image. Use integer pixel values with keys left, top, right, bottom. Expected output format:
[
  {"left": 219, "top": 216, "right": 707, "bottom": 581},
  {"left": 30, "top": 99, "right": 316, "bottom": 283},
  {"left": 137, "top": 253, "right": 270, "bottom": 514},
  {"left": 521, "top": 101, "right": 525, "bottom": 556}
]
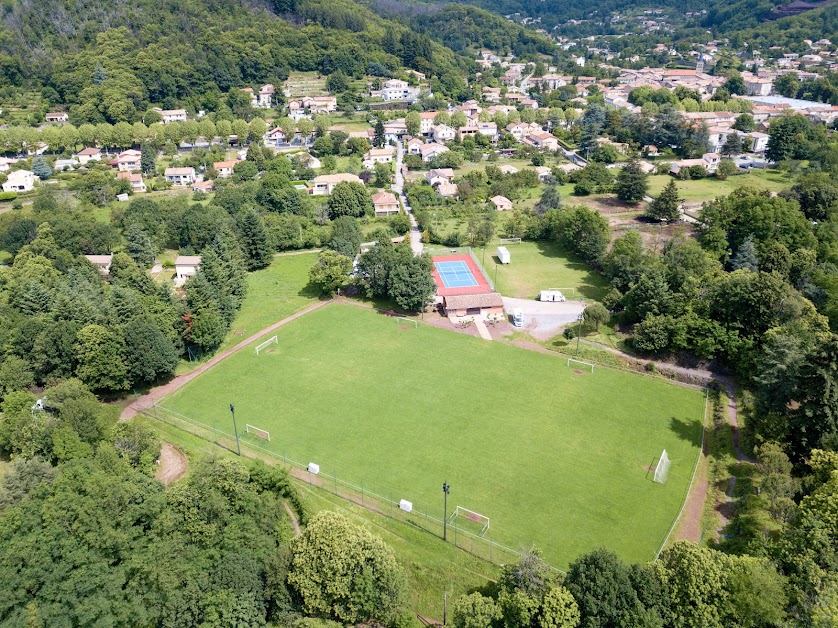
[
  {"left": 442, "top": 481, "right": 450, "bottom": 541},
  {"left": 575, "top": 312, "right": 585, "bottom": 356},
  {"left": 229, "top": 403, "right": 241, "bottom": 456}
]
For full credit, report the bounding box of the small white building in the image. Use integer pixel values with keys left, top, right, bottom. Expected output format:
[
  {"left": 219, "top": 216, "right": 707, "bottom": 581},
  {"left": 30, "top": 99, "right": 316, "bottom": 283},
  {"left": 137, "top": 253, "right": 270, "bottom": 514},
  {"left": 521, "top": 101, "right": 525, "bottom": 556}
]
[
  {"left": 45, "top": 112, "right": 69, "bottom": 123},
  {"left": 213, "top": 159, "right": 241, "bottom": 178},
  {"left": 76, "top": 147, "right": 102, "bottom": 165},
  {"left": 84, "top": 254, "right": 113, "bottom": 275},
  {"left": 117, "top": 149, "right": 142, "bottom": 172},
  {"left": 174, "top": 255, "right": 202, "bottom": 286},
  {"left": 362, "top": 147, "right": 395, "bottom": 169},
  {"left": 371, "top": 190, "right": 400, "bottom": 216},
  {"left": 310, "top": 173, "right": 363, "bottom": 195},
  {"left": 164, "top": 167, "right": 196, "bottom": 186},
  {"left": 491, "top": 195, "right": 513, "bottom": 211},
  {"left": 2, "top": 169, "right": 35, "bottom": 193},
  {"left": 257, "top": 84, "right": 275, "bottom": 108},
  {"left": 159, "top": 109, "right": 187, "bottom": 124}
]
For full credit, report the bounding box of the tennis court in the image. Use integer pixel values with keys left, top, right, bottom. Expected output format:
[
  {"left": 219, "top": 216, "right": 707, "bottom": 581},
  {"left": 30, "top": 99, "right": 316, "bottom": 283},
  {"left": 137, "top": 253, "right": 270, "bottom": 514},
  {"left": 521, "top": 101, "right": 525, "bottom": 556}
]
[{"left": 434, "top": 260, "right": 479, "bottom": 289}]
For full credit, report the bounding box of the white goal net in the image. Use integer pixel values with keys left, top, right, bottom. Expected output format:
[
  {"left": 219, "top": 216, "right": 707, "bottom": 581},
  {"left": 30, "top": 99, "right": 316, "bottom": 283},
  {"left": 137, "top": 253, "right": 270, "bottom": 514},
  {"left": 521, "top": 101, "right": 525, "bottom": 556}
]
[
  {"left": 653, "top": 449, "right": 671, "bottom": 484},
  {"left": 499, "top": 237, "right": 522, "bottom": 245},
  {"left": 255, "top": 336, "right": 278, "bottom": 355},
  {"left": 567, "top": 358, "right": 595, "bottom": 372},
  {"left": 245, "top": 424, "right": 271, "bottom": 442},
  {"left": 449, "top": 506, "right": 490, "bottom": 537}
]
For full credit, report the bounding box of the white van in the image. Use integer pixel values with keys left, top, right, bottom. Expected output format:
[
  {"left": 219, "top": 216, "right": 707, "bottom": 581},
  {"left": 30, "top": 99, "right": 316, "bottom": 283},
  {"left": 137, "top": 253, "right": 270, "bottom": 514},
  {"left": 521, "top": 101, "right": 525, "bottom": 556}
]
[
  {"left": 539, "top": 290, "right": 566, "bottom": 302},
  {"left": 512, "top": 308, "right": 524, "bottom": 327}
]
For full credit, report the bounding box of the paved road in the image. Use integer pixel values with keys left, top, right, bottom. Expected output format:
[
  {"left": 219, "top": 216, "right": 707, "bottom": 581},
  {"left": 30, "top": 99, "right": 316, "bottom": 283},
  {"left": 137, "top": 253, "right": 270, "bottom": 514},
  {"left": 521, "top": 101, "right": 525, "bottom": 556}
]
[
  {"left": 502, "top": 297, "right": 586, "bottom": 340},
  {"left": 394, "top": 143, "right": 423, "bottom": 255}
]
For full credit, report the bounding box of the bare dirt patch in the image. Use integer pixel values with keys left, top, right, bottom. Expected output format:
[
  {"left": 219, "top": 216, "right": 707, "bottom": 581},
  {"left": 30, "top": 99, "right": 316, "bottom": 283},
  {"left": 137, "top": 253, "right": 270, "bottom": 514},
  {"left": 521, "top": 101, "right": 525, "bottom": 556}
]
[
  {"left": 155, "top": 443, "right": 188, "bottom": 485},
  {"left": 573, "top": 369, "right": 585, "bottom": 375}
]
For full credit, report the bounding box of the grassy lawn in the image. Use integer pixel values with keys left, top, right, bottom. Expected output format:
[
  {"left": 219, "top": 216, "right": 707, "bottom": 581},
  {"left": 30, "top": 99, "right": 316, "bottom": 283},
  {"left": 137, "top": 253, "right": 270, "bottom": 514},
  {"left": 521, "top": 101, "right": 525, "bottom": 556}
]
[
  {"left": 217, "top": 252, "right": 321, "bottom": 352},
  {"left": 164, "top": 302, "right": 705, "bottom": 568},
  {"left": 646, "top": 170, "right": 793, "bottom": 203},
  {"left": 478, "top": 240, "right": 609, "bottom": 301},
  {"left": 134, "top": 413, "right": 498, "bottom": 619}
]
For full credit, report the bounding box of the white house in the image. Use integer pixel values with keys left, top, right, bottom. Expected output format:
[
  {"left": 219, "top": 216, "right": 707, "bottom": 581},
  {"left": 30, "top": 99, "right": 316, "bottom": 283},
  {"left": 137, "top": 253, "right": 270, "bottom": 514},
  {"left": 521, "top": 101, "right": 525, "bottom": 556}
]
[
  {"left": 491, "top": 195, "right": 513, "bottom": 211},
  {"left": 174, "top": 256, "right": 202, "bottom": 287},
  {"left": 433, "top": 124, "right": 456, "bottom": 143},
  {"left": 477, "top": 121, "right": 498, "bottom": 141},
  {"left": 164, "top": 167, "right": 196, "bottom": 186},
  {"left": 117, "top": 149, "right": 142, "bottom": 172},
  {"left": 264, "top": 126, "right": 287, "bottom": 147},
  {"left": 371, "top": 190, "right": 400, "bottom": 216},
  {"left": 310, "top": 173, "right": 363, "bottom": 195},
  {"left": 362, "top": 147, "right": 395, "bottom": 170},
  {"left": 45, "top": 112, "right": 69, "bottom": 123},
  {"left": 373, "top": 79, "right": 420, "bottom": 102},
  {"left": 159, "top": 109, "right": 187, "bottom": 124},
  {"left": 383, "top": 119, "right": 408, "bottom": 144},
  {"left": 405, "top": 137, "right": 425, "bottom": 155},
  {"left": 747, "top": 132, "right": 769, "bottom": 153},
  {"left": 84, "top": 254, "right": 113, "bottom": 275},
  {"left": 2, "top": 169, "right": 35, "bottom": 192},
  {"left": 54, "top": 158, "right": 79, "bottom": 170},
  {"left": 419, "top": 112, "right": 438, "bottom": 135},
  {"left": 76, "top": 147, "right": 102, "bottom": 165},
  {"left": 526, "top": 132, "right": 559, "bottom": 152},
  {"left": 117, "top": 171, "right": 147, "bottom": 193},
  {"left": 213, "top": 159, "right": 241, "bottom": 178},
  {"left": 419, "top": 143, "right": 449, "bottom": 162},
  {"left": 426, "top": 168, "right": 455, "bottom": 187},
  {"left": 257, "top": 84, "right": 275, "bottom": 108}
]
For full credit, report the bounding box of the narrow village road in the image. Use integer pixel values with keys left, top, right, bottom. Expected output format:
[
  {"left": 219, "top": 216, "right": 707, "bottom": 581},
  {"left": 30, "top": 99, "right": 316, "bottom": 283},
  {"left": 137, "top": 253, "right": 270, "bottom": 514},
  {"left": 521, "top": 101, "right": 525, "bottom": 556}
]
[{"left": 394, "top": 143, "right": 423, "bottom": 255}]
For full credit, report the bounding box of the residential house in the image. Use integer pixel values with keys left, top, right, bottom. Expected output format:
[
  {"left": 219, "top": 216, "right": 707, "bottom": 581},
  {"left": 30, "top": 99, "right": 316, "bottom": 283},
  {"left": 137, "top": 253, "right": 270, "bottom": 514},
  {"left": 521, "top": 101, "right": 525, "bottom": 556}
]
[
  {"left": 744, "top": 77, "right": 773, "bottom": 96},
  {"left": 84, "top": 255, "right": 113, "bottom": 275},
  {"left": 669, "top": 152, "right": 720, "bottom": 175},
  {"left": 117, "top": 149, "right": 142, "bottom": 172},
  {"left": 214, "top": 160, "right": 241, "bottom": 178},
  {"left": 458, "top": 100, "right": 482, "bottom": 119},
  {"left": 76, "top": 147, "right": 102, "bottom": 165},
  {"left": 0, "top": 157, "right": 18, "bottom": 172},
  {"left": 436, "top": 182, "right": 459, "bottom": 199},
  {"left": 373, "top": 79, "right": 420, "bottom": 102},
  {"left": 302, "top": 96, "right": 337, "bottom": 114},
  {"left": 498, "top": 165, "right": 519, "bottom": 175},
  {"left": 383, "top": 119, "right": 408, "bottom": 144},
  {"left": 534, "top": 166, "right": 552, "bottom": 182},
  {"left": 174, "top": 256, "right": 202, "bottom": 286},
  {"left": 164, "top": 167, "right": 196, "bottom": 186},
  {"left": 459, "top": 125, "right": 478, "bottom": 139},
  {"left": 45, "top": 112, "right": 69, "bottom": 123},
  {"left": 419, "top": 112, "right": 438, "bottom": 135},
  {"left": 482, "top": 87, "right": 502, "bottom": 102},
  {"left": 419, "top": 143, "right": 449, "bottom": 163},
  {"left": 491, "top": 195, "right": 513, "bottom": 211},
  {"left": 54, "top": 158, "right": 78, "bottom": 170},
  {"left": 192, "top": 180, "right": 214, "bottom": 193},
  {"left": 405, "top": 137, "right": 425, "bottom": 155},
  {"left": 310, "top": 173, "right": 363, "bottom": 195},
  {"left": 527, "top": 132, "right": 559, "bottom": 152},
  {"left": 477, "top": 122, "right": 498, "bottom": 142},
  {"left": 371, "top": 190, "right": 400, "bottom": 216},
  {"left": 363, "top": 147, "right": 395, "bottom": 169},
  {"left": 264, "top": 127, "right": 287, "bottom": 147},
  {"left": 159, "top": 109, "right": 187, "bottom": 124},
  {"left": 426, "top": 168, "right": 455, "bottom": 187},
  {"left": 747, "top": 132, "right": 769, "bottom": 153},
  {"left": 117, "top": 171, "right": 147, "bottom": 193},
  {"left": 257, "top": 84, "right": 275, "bottom": 108},
  {"left": 433, "top": 125, "right": 456, "bottom": 143},
  {"left": 642, "top": 145, "right": 660, "bottom": 158},
  {"left": 2, "top": 169, "right": 35, "bottom": 192}
]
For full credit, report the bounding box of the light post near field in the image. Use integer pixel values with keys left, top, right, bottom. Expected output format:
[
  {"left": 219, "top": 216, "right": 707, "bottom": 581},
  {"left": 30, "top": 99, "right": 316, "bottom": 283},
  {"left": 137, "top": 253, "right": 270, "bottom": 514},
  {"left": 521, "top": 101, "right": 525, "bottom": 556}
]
[
  {"left": 575, "top": 312, "right": 584, "bottom": 356},
  {"left": 442, "top": 481, "right": 450, "bottom": 541},
  {"left": 229, "top": 403, "right": 241, "bottom": 456}
]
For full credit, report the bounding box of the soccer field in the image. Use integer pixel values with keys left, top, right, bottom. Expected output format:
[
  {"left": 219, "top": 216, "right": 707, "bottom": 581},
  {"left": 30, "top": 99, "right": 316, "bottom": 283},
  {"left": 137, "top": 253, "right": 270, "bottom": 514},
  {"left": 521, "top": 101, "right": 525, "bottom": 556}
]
[{"left": 163, "top": 303, "right": 705, "bottom": 568}]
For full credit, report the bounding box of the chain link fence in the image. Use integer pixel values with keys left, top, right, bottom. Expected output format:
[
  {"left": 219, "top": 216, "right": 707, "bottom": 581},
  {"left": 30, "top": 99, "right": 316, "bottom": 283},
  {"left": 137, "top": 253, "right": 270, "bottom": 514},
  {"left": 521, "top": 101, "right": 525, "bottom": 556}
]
[{"left": 141, "top": 402, "right": 562, "bottom": 572}]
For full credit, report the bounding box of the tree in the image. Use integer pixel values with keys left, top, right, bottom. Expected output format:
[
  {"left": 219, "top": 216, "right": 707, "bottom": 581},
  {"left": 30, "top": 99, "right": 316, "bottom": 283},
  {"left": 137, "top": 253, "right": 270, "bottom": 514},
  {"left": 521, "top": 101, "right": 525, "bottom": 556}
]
[
  {"left": 122, "top": 315, "right": 179, "bottom": 386},
  {"left": 789, "top": 335, "right": 838, "bottom": 457},
  {"left": 590, "top": 143, "right": 619, "bottom": 164},
  {"left": 788, "top": 172, "right": 838, "bottom": 221},
  {"left": 452, "top": 593, "right": 502, "bottom": 628},
  {"left": 645, "top": 179, "right": 681, "bottom": 222},
  {"left": 623, "top": 268, "right": 673, "bottom": 323},
  {"left": 730, "top": 235, "right": 759, "bottom": 272},
  {"left": 565, "top": 549, "right": 645, "bottom": 627},
  {"left": 140, "top": 143, "right": 156, "bottom": 175},
  {"left": 328, "top": 181, "right": 371, "bottom": 218},
  {"left": 388, "top": 254, "right": 435, "bottom": 312},
  {"left": 538, "top": 587, "right": 580, "bottom": 628},
  {"left": 583, "top": 303, "right": 610, "bottom": 331},
  {"left": 535, "top": 185, "right": 561, "bottom": 215},
  {"left": 373, "top": 162, "right": 391, "bottom": 187},
  {"left": 732, "top": 113, "right": 755, "bottom": 133},
  {"left": 327, "top": 216, "right": 362, "bottom": 257},
  {"left": 721, "top": 133, "right": 744, "bottom": 156},
  {"left": 405, "top": 111, "right": 421, "bottom": 137},
  {"left": 236, "top": 208, "right": 273, "bottom": 270},
  {"left": 715, "top": 159, "right": 737, "bottom": 181},
  {"left": 74, "top": 324, "right": 129, "bottom": 392},
  {"left": 774, "top": 73, "right": 801, "bottom": 98},
  {"left": 615, "top": 159, "right": 649, "bottom": 203},
  {"left": 373, "top": 120, "right": 385, "bottom": 148},
  {"left": 31, "top": 157, "right": 51, "bottom": 180},
  {"left": 124, "top": 224, "right": 156, "bottom": 268},
  {"left": 766, "top": 114, "right": 811, "bottom": 163},
  {"left": 550, "top": 206, "right": 609, "bottom": 264},
  {"left": 0, "top": 356, "right": 35, "bottom": 398},
  {"left": 309, "top": 250, "right": 353, "bottom": 295},
  {"left": 287, "top": 511, "right": 403, "bottom": 625}
]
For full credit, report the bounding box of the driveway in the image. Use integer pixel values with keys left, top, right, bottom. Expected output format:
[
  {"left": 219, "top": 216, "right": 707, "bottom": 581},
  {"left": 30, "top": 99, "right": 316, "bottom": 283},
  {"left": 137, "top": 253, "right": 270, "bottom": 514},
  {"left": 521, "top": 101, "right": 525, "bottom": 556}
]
[
  {"left": 394, "top": 144, "right": 423, "bottom": 255},
  {"left": 502, "top": 297, "right": 586, "bottom": 340}
]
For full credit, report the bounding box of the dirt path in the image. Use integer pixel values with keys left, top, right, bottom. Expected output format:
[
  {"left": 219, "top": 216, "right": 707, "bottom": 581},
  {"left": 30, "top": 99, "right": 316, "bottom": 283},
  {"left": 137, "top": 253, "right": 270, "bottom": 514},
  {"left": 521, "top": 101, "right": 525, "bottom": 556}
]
[
  {"left": 121, "top": 299, "right": 333, "bottom": 421},
  {"left": 155, "top": 443, "right": 188, "bottom": 485},
  {"left": 283, "top": 502, "right": 302, "bottom": 536}
]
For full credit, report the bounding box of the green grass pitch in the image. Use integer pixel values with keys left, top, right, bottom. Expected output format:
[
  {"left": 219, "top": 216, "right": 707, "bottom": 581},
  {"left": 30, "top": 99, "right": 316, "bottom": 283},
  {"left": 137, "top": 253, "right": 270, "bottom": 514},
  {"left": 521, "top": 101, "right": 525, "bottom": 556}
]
[{"left": 163, "top": 303, "right": 705, "bottom": 568}]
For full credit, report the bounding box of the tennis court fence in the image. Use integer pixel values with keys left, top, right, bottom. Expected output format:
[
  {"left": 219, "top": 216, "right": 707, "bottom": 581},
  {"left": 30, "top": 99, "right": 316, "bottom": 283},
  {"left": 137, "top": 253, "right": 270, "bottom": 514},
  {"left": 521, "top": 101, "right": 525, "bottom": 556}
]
[
  {"left": 425, "top": 245, "right": 495, "bottom": 291},
  {"left": 141, "top": 402, "right": 563, "bottom": 572}
]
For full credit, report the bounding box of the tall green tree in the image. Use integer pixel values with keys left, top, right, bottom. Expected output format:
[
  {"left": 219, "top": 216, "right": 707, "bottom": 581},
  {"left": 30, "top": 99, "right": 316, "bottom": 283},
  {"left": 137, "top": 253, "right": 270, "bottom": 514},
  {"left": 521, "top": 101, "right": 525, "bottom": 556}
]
[
  {"left": 74, "top": 324, "right": 129, "bottom": 392},
  {"left": 236, "top": 208, "right": 273, "bottom": 270}
]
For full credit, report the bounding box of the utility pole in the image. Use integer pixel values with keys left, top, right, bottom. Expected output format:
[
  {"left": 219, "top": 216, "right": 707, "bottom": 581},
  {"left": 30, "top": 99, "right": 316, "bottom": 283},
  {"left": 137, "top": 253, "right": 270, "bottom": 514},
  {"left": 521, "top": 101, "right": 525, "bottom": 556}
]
[
  {"left": 442, "top": 481, "right": 450, "bottom": 541},
  {"left": 575, "top": 313, "right": 584, "bottom": 356},
  {"left": 229, "top": 403, "right": 241, "bottom": 456}
]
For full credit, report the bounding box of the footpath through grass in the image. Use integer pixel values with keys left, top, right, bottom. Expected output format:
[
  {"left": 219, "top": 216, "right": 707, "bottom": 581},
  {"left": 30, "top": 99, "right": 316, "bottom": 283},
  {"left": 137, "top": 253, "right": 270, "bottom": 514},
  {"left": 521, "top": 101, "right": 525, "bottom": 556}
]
[{"left": 164, "top": 303, "right": 705, "bottom": 568}]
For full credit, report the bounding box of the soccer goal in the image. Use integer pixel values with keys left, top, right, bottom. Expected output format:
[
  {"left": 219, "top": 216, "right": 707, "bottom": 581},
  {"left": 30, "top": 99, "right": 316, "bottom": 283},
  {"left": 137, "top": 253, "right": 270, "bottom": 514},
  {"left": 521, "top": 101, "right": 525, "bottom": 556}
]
[
  {"left": 567, "top": 358, "right": 595, "bottom": 372},
  {"left": 255, "top": 336, "right": 278, "bottom": 355},
  {"left": 395, "top": 316, "right": 418, "bottom": 329},
  {"left": 449, "top": 506, "right": 490, "bottom": 537},
  {"left": 499, "top": 237, "right": 522, "bottom": 245},
  {"left": 245, "top": 424, "right": 271, "bottom": 442},
  {"left": 653, "top": 449, "right": 671, "bottom": 484}
]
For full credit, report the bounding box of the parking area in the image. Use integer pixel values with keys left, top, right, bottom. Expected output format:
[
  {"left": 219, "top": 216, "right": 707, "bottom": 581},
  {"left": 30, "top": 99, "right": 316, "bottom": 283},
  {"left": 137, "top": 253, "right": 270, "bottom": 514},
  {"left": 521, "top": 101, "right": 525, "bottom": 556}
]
[{"left": 502, "top": 296, "right": 587, "bottom": 340}]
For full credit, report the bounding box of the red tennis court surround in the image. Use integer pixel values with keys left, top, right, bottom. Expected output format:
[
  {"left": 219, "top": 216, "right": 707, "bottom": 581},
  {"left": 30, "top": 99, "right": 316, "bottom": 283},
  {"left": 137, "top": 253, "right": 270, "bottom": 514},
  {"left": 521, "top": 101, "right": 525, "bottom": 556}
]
[{"left": 432, "top": 254, "right": 492, "bottom": 297}]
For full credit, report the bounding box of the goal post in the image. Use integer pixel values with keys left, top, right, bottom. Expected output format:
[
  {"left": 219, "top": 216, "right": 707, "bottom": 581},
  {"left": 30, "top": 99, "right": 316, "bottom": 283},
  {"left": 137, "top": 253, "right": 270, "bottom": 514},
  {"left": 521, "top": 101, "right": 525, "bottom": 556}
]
[
  {"left": 395, "top": 316, "right": 418, "bottom": 329},
  {"left": 499, "top": 237, "right": 522, "bottom": 245},
  {"left": 245, "top": 424, "right": 271, "bottom": 442},
  {"left": 653, "top": 449, "right": 671, "bottom": 484},
  {"left": 255, "top": 336, "right": 278, "bottom": 355},
  {"left": 567, "top": 358, "right": 595, "bottom": 372},
  {"left": 449, "top": 506, "right": 490, "bottom": 537}
]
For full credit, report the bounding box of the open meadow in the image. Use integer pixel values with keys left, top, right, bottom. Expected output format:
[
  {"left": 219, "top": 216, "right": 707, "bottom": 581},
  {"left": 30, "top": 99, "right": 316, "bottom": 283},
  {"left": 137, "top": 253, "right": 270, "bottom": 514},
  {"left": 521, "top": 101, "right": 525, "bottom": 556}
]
[{"left": 163, "top": 303, "right": 705, "bottom": 568}]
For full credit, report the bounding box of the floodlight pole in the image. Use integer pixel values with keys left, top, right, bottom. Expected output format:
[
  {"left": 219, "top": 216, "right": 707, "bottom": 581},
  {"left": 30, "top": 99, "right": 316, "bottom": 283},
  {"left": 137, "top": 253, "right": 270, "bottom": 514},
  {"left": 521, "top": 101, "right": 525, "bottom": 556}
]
[
  {"left": 442, "top": 481, "right": 450, "bottom": 541},
  {"left": 230, "top": 403, "right": 241, "bottom": 456},
  {"left": 575, "top": 313, "right": 584, "bottom": 356}
]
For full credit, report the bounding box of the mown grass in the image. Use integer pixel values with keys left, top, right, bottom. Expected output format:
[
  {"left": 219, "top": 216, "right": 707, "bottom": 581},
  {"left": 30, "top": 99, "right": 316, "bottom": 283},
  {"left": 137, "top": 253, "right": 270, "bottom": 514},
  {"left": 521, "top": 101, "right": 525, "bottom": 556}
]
[
  {"left": 646, "top": 169, "right": 793, "bottom": 203},
  {"left": 164, "top": 302, "right": 705, "bottom": 568}
]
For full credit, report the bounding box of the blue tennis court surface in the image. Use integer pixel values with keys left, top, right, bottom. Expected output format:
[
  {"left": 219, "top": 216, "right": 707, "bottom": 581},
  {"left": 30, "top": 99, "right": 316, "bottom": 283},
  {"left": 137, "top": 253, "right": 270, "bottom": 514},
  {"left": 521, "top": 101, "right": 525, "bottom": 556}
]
[{"left": 435, "top": 260, "right": 479, "bottom": 288}]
